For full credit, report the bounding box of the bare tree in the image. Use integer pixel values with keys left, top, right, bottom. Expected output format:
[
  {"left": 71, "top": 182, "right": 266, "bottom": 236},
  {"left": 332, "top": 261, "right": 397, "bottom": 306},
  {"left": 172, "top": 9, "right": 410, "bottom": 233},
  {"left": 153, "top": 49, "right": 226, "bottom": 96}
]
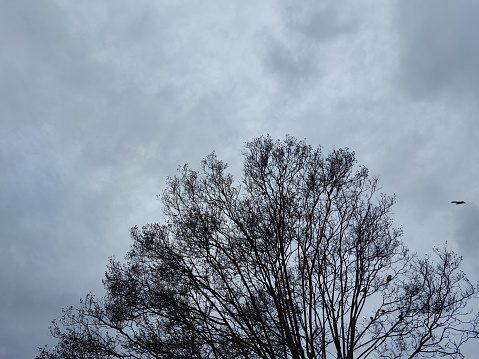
[{"left": 38, "top": 136, "right": 479, "bottom": 359}]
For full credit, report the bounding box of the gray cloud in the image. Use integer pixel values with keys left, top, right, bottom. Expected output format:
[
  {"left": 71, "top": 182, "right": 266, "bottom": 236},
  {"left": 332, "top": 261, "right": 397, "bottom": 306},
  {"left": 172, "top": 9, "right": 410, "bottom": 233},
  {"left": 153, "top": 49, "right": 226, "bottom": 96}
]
[
  {"left": 454, "top": 203, "right": 479, "bottom": 258},
  {"left": 261, "top": 34, "right": 320, "bottom": 88},
  {"left": 260, "top": 2, "right": 360, "bottom": 92},
  {"left": 1, "top": 1, "right": 479, "bottom": 357},
  {"left": 395, "top": 0, "right": 479, "bottom": 100},
  {"left": 282, "top": 1, "right": 358, "bottom": 42}
]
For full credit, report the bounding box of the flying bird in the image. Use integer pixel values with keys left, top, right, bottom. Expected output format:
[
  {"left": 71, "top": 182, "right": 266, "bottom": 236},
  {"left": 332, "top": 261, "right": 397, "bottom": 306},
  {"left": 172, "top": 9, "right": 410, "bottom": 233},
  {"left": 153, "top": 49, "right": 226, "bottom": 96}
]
[{"left": 451, "top": 201, "right": 466, "bottom": 205}]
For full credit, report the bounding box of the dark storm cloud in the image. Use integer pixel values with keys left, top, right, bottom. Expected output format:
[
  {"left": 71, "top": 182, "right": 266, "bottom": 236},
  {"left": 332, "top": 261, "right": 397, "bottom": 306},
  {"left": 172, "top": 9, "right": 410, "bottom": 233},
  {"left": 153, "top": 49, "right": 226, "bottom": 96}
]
[{"left": 395, "top": 0, "right": 479, "bottom": 100}]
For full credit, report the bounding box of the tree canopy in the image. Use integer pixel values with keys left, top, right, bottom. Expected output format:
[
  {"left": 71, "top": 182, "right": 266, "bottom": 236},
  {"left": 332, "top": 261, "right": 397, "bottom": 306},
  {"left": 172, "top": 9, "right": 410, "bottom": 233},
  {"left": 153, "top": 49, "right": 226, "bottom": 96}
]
[{"left": 38, "top": 136, "right": 479, "bottom": 359}]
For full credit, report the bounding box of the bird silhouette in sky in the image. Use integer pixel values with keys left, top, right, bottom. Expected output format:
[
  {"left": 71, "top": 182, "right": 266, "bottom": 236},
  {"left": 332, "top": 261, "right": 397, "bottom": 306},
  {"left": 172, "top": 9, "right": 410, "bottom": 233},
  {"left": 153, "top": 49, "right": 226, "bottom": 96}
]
[{"left": 451, "top": 201, "right": 466, "bottom": 205}]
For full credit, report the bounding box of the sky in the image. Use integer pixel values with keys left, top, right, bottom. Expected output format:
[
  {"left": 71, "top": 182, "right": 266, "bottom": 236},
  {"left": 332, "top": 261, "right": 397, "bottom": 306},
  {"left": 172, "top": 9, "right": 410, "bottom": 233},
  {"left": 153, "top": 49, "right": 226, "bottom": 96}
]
[{"left": 1, "top": 1, "right": 479, "bottom": 358}]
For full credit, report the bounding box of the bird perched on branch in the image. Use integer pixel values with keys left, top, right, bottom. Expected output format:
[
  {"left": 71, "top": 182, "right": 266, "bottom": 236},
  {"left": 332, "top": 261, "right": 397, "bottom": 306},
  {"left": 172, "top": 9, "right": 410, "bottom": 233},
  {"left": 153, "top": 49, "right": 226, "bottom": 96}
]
[{"left": 451, "top": 201, "right": 466, "bottom": 205}]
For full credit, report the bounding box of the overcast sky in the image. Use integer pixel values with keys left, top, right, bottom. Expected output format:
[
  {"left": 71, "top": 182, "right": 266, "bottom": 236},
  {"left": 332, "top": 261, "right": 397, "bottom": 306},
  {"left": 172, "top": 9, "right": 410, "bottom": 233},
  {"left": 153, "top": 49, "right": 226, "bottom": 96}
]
[{"left": 1, "top": 1, "right": 479, "bottom": 358}]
